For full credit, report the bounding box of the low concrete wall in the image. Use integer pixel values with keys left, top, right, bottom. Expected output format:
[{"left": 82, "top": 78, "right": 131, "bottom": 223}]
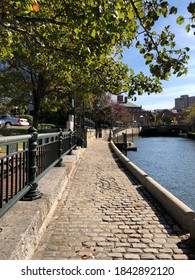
[
  {"left": 113, "top": 127, "right": 140, "bottom": 137},
  {"left": 110, "top": 140, "right": 195, "bottom": 241},
  {"left": 86, "top": 129, "right": 96, "bottom": 145},
  {"left": 86, "top": 128, "right": 110, "bottom": 146}
]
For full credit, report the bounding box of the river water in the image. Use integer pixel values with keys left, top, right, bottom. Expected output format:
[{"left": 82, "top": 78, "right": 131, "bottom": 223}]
[{"left": 126, "top": 136, "right": 195, "bottom": 211}]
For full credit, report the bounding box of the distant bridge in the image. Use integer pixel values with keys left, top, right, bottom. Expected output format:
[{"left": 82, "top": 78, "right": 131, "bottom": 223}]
[{"left": 139, "top": 124, "right": 189, "bottom": 136}]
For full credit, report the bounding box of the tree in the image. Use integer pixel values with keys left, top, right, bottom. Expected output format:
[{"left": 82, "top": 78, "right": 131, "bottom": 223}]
[
  {"left": 91, "top": 95, "right": 133, "bottom": 127},
  {"left": 183, "top": 104, "right": 195, "bottom": 131},
  {"left": 110, "top": 101, "right": 133, "bottom": 125},
  {"left": 185, "top": 2, "right": 195, "bottom": 33},
  {"left": 0, "top": 1, "right": 193, "bottom": 127},
  {"left": 0, "top": 45, "right": 74, "bottom": 127}
]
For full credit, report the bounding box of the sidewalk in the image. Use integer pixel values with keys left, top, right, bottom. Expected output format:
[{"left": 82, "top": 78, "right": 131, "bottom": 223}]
[
  {"left": 32, "top": 138, "right": 195, "bottom": 260},
  {"left": 0, "top": 148, "right": 83, "bottom": 260}
]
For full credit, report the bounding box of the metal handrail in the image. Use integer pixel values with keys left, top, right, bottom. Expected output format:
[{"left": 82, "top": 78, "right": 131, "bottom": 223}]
[
  {"left": 0, "top": 134, "right": 31, "bottom": 144},
  {"left": 0, "top": 128, "right": 77, "bottom": 217}
]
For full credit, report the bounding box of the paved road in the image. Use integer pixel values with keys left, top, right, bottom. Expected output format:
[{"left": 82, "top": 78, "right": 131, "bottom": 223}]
[{"left": 32, "top": 138, "right": 195, "bottom": 260}]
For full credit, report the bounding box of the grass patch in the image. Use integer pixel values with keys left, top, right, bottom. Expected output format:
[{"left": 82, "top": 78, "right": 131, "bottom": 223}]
[
  {"left": 0, "top": 142, "right": 24, "bottom": 154},
  {"left": 0, "top": 145, "right": 6, "bottom": 153}
]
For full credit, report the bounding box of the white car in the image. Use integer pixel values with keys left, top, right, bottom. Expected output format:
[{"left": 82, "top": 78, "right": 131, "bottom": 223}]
[{"left": 0, "top": 114, "right": 30, "bottom": 128}]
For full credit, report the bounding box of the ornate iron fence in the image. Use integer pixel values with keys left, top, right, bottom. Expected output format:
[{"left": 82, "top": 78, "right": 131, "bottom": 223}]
[{"left": 0, "top": 128, "right": 76, "bottom": 217}]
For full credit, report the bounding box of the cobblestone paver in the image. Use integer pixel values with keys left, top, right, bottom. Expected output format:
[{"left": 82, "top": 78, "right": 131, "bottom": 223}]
[{"left": 32, "top": 138, "right": 195, "bottom": 260}]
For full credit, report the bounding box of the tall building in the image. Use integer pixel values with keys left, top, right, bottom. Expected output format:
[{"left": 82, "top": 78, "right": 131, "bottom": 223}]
[{"left": 175, "top": 95, "right": 195, "bottom": 111}]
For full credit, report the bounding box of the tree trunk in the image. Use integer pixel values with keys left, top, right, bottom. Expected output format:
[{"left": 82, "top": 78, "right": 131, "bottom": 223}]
[
  {"left": 32, "top": 101, "right": 40, "bottom": 129},
  {"left": 32, "top": 74, "right": 46, "bottom": 129}
]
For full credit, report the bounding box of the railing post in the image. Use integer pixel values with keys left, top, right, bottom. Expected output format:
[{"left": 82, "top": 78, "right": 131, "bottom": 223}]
[
  {"left": 73, "top": 130, "right": 77, "bottom": 146},
  {"left": 83, "top": 128, "right": 87, "bottom": 148},
  {"left": 69, "top": 131, "right": 73, "bottom": 154},
  {"left": 55, "top": 128, "right": 64, "bottom": 167},
  {"left": 22, "top": 127, "right": 43, "bottom": 201}
]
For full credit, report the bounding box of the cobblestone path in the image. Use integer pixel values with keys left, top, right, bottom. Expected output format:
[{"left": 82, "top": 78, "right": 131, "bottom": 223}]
[{"left": 32, "top": 138, "right": 195, "bottom": 260}]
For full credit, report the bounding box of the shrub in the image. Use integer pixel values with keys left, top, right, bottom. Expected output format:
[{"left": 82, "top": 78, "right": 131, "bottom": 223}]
[{"left": 38, "top": 123, "right": 56, "bottom": 129}]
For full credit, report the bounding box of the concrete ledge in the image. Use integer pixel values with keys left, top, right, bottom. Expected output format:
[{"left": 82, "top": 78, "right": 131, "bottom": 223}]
[
  {"left": 110, "top": 140, "right": 195, "bottom": 241},
  {"left": 0, "top": 147, "right": 84, "bottom": 260}
]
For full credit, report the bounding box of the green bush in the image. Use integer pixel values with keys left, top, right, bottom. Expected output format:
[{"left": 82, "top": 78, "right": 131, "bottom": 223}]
[
  {"left": 0, "top": 128, "right": 29, "bottom": 136},
  {"left": 38, "top": 123, "right": 56, "bottom": 129}
]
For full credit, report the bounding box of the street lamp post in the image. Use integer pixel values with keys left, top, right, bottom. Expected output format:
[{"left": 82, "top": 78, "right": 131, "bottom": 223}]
[
  {"left": 72, "top": 98, "right": 75, "bottom": 132},
  {"left": 140, "top": 115, "right": 144, "bottom": 127}
]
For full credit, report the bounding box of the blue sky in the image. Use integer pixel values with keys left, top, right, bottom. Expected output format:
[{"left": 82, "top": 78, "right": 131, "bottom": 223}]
[{"left": 122, "top": 0, "right": 195, "bottom": 111}]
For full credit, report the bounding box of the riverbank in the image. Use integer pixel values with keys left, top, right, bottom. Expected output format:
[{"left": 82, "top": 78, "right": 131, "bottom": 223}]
[
  {"left": 110, "top": 140, "right": 195, "bottom": 241},
  {"left": 125, "top": 136, "right": 195, "bottom": 212},
  {"left": 188, "top": 132, "right": 195, "bottom": 139}
]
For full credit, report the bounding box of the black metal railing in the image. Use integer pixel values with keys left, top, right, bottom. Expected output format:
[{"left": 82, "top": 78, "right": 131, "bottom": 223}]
[{"left": 0, "top": 128, "right": 76, "bottom": 217}]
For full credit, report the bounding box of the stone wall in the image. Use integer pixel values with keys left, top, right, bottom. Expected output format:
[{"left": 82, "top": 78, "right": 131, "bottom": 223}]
[{"left": 85, "top": 128, "right": 110, "bottom": 146}]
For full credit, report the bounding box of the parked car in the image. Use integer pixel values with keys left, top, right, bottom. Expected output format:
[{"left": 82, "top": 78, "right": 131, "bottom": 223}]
[{"left": 0, "top": 114, "right": 30, "bottom": 128}]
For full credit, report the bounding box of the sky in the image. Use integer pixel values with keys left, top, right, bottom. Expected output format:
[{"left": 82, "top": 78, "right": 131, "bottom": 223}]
[{"left": 121, "top": 0, "right": 195, "bottom": 111}]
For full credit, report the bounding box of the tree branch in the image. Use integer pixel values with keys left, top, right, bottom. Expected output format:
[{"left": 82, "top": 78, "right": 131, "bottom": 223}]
[{"left": 130, "top": 0, "right": 160, "bottom": 56}]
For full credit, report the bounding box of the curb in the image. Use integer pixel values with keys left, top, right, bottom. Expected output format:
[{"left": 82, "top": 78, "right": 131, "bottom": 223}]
[
  {"left": 110, "top": 140, "right": 195, "bottom": 241},
  {"left": 0, "top": 147, "right": 84, "bottom": 260}
]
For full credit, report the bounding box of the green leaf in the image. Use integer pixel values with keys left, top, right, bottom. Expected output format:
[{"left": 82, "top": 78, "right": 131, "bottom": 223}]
[
  {"left": 91, "top": 29, "right": 96, "bottom": 38},
  {"left": 74, "top": 28, "right": 80, "bottom": 38},
  {"left": 187, "top": 2, "right": 195, "bottom": 15},
  {"left": 170, "top": 42, "right": 175, "bottom": 49},
  {"left": 144, "top": 53, "right": 154, "bottom": 62},
  {"left": 128, "top": 11, "right": 134, "bottom": 20},
  {"left": 25, "top": 5, "right": 34, "bottom": 13},
  {"left": 176, "top": 16, "right": 185, "bottom": 25},
  {"left": 129, "top": 68, "right": 134, "bottom": 75},
  {"left": 135, "top": 41, "right": 142, "bottom": 49},
  {"left": 169, "top": 6, "right": 177, "bottom": 15},
  {"left": 139, "top": 48, "right": 145, "bottom": 54},
  {"left": 162, "top": 7, "right": 168, "bottom": 17},
  {"left": 185, "top": 24, "right": 191, "bottom": 32},
  {"left": 174, "top": 49, "right": 181, "bottom": 54},
  {"left": 151, "top": 30, "right": 157, "bottom": 35}
]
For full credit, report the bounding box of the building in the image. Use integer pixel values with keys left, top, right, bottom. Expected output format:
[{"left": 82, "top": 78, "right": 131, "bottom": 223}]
[
  {"left": 175, "top": 95, "right": 195, "bottom": 111},
  {"left": 117, "top": 94, "right": 150, "bottom": 125},
  {"left": 117, "top": 95, "right": 142, "bottom": 112}
]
